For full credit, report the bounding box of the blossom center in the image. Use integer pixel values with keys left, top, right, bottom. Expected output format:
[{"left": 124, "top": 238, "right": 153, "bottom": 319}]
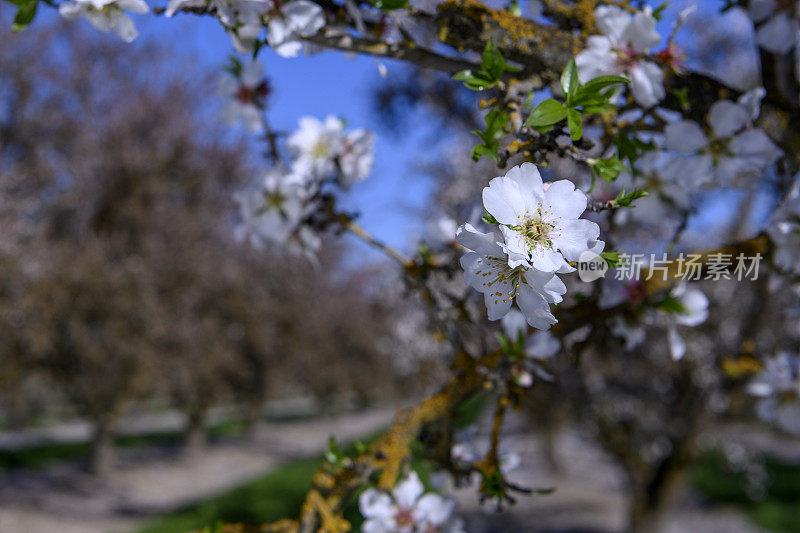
[
  {"left": 395, "top": 507, "right": 415, "bottom": 527},
  {"left": 517, "top": 215, "right": 556, "bottom": 251},
  {"left": 311, "top": 141, "right": 330, "bottom": 159}
]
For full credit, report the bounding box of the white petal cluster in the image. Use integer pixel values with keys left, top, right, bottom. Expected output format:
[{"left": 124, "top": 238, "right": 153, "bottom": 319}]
[
  {"left": 575, "top": 5, "right": 665, "bottom": 108},
  {"left": 288, "top": 115, "right": 375, "bottom": 188},
  {"left": 165, "top": 0, "right": 324, "bottom": 57},
  {"left": 748, "top": 352, "right": 800, "bottom": 435},
  {"left": 358, "top": 471, "right": 465, "bottom": 533},
  {"left": 234, "top": 115, "right": 375, "bottom": 260},
  {"left": 218, "top": 60, "right": 269, "bottom": 132},
  {"left": 767, "top": 177, "right": 800, "bottom": 276},
  {"left": 748, "top": 0, "right": 800, "bottom": 80},
  {"left": 59, "top": 0, "right": 149, "bottom": 42},
  {"left": 661, "top": 88, "right": 782, "bottom": 188},
  {"left": 456, "top": 163, "right": 603, "bottom": 329},
  {"left": 234, "top": 168, "right": 320, "bottom": 261}
]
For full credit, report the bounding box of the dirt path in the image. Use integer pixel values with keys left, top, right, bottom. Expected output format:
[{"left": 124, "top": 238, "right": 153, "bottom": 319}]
[{"left": 0, "top": 405, "right": 398, "bottom": 533}]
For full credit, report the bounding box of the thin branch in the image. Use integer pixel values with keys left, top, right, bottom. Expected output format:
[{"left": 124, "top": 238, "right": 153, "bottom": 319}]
[
  {"left": 302, "top": 31, "right": 481, "bottom": 75},
  {"left": 344, "top": 220, "right": 412, "bottom": 266}
]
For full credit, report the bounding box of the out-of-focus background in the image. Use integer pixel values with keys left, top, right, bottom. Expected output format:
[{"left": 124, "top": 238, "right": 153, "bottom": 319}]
[{"left": 1, "top": 1, "right": 800, "bottom": 532}]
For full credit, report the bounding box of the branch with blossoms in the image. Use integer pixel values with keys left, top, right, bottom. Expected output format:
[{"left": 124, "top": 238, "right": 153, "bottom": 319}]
[{"left": 11, "top": 0, "right": 800, "bottom": 531}]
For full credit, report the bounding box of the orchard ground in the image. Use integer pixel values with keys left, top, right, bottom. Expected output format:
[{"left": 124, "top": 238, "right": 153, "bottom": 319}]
[{"left": 1, "top": 404, "right": 798, "bottom": 533}]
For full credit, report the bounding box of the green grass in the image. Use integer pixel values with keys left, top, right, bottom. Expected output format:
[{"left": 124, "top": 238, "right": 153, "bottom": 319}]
[
  {"left": 0, "top": 420, "right": 248, "bottom": 470},
  {"left": 691, "top": 449, "right": 800, "bottom": 533},
  {"left": 134, "top": 457, "right": 324, "bottom": 533}
]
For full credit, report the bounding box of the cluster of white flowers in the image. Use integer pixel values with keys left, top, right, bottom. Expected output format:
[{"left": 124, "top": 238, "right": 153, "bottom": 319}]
[
  {"left": 219, "top": 59, "right": 270, "bottom": 132},
  {"left": 748, "top": 0, "right": 800, "bottom": 81},
  {"left": 287, "top": 115, "right": 375, "bottom": 188},
  {"left": 575, "top": 5, "right": 665, "bottom": 108},
  {"left": 234, "top": 115, "right": 374, "bottom": 259},
  {"left": 661, "top": 88, "right": 782, "bottom": 189},
  {"left": 59, "top": 0, "right": 149, "bottom": 42},
  {"left": 748, "top": 352, "right": 800, "bottom": 435},
  {"left": 358, "top": 471, "right": 465, "bottom": 533},
  {"left": 165, "top": 0, "right": 324, "bottom": 56},
  {"left": 767, "top": 177, "right": 800, "bottom": 276},
  {"left": 456, "top": 163, "right": 603, "bottom": 330}
]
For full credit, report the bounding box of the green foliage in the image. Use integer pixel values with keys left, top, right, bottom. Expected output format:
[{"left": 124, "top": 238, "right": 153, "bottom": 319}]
[
  {"left": 600, "top": 251, "right": 622, "bottom": 268},
  {"left": 612, "top": 187, "right": 648, "bottom": 208},
  {"left": 566, "top": 108, "right": 582, "bottom": 141},
  {"left": 524, "top": 98, "right": 567, "bottom": 130},
  {"left": 524, "top": 59, "right": 628, "bottom": 140},
  {"left": 453, "top": 42, "right": 518, "bottom": 91},
  {"left": 369, "top": 0, "right": 408, "bottom": 11},
  {"left": 592, "top": 156, "right": 627, "bottom": 182},
  {"left": 653, "top": 295, "right": 688, "bottom": 314},
  {"left": 560, "top": 59, "right": 580, "bottom": 107},
  {"left": 471, "top": 108, "right": 509, "bottom": 162},
  {"left": 614, "top": 130, "right": 654, "bottom": 171},
  {"left": 5, "top": 0, "right": 38, "bottom": 32},
  {"left": 692, "top": 449, "right": 800, "bottom": 533}
]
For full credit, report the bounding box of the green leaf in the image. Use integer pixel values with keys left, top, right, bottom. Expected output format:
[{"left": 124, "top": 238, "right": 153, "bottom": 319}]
[
  {"left": 655, "top": 295, "right": 688, "bottom": 314},
  {"left": 577, "top": 75, "right": 629, "bottom": 96},
  {"left": 560, "top": 58, "right": 579, "bottom": 105},
  {"left": 453, "top": 69, "right": 496, "bottom": 91},
  {"left": 472, "top": 143, "right": 499, "bottom": 163},
  {"left": 671, "top": 87, "right": 691, "bottom": 112},
  {"left": 600, "top": 251, "right": 622, "bottom": 268},
  {"left": 613, "top": 187, "right": 649, "bottom": 208},
  {"left": 566, "top": 108, "right": 583, "bottom": 141},
  {"left": 370, "top": 0, "right": 408, "bottom": 10},
  {"left": 482, "top": 41, "right": 506, "bottom": 82},
  {"left": 12, "top": 0, "right": 37, "bottom": 32},
  {"left": 524, "top": 98, "right": 566, "bottom": 127},
  {"left": 614, "top": 130, "right": 654, "bottom": 169},
  {"left": 593, "top": 157, "right": 627, "bottom": 182}
]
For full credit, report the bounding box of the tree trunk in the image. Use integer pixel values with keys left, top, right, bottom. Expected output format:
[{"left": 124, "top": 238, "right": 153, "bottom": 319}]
[
  {"left": 184, "top": 409, "right": 206, "bottom": 459},
  {"left": 627, "top": 463, "right": 689, "bottom": 533},
  {"left": 243, "top": 401, "right": 264, "bottom": 440},
  {"left": 89, "top": 420, "right": 115, "bottom": 476}
]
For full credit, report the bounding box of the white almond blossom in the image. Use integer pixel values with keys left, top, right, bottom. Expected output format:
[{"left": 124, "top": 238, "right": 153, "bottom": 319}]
[
  {"left": 662, "top": 283, "right": 709, "bottom": 361},
  {"left": 748, "top": 0, "right": 800, "bottom": 80},
  {"left": 358, "top": 471, "right": 465, "bottom": 533},
  {"left": 59, "top": 0, "right": 149, "bottom": 42},
  {"left": 457, "top": 163, "right": 602, "bottom": 328},
  {"left": 267, "top": 0, "right": 325, "bottom": 57},
  {"left": 748, "top": 352, "right": 800, "bottom": 435},
  {"left": 456, "top": 223, "right": 566, "bottom": 329},
  {"left": 662, "top": 88, "right": 781, "bottom": 188},
  {"left": 338, "top": 128, "right": 375, "bottom": 188},
  {"left": 288, "top": 115, "right": 345, "bottom": 178},
  {"left": 575, "top": 5, "right": 665, "bottom": 108},
  {"left": 482, "top": 163, "right": 603, "bottom": 273},
  {"left": 287, "top": 115, "right": 375, "bottom": 187},
  {"left": 218, "top": 59, "right": 269, "bottom": 132},
  {"left": 234, "top": 168, "right": 320, "bottom": 261},
  {"left": 767, "top": 178, "right": 800, "bottom": 275}
]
